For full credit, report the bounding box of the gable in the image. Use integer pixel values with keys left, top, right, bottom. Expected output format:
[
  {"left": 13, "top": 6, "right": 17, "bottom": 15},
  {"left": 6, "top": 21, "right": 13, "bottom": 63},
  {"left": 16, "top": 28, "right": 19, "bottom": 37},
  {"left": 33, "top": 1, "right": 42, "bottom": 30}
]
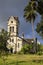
[{"left": 7, "top": 16, "right": 18, "bottom": 25}]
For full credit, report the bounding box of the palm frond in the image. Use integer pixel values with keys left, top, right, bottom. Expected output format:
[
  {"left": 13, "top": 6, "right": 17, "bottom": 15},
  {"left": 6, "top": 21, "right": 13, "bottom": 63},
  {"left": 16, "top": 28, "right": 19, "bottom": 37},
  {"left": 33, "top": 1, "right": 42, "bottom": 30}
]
[
  {"left": 36, "top": 21, "right": 43, "bottom": 38},
  {"left": 24, "top": 9, "right": 37, "bottom": 23},
  {"left": 24, "top": 0, "right": 37, "bottom": 23}
]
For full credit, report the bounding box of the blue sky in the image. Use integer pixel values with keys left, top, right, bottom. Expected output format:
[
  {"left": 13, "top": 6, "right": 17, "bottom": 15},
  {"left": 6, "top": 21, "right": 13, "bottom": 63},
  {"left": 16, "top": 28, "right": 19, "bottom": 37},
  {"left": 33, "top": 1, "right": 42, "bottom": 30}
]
[{"left": 0, "top": 0, "right": 43, "bottom": 44}]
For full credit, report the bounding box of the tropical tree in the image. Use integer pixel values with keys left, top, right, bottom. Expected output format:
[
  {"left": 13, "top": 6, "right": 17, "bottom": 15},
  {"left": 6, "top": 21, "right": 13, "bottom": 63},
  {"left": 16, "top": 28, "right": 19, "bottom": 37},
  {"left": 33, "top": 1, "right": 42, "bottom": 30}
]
[
  {"left": 36, "top": 20, "right": 43, "bottom": 38},
  {"left": 0, "top": 29, "right": 9, "bottom": 52},
  {"left": 31, "top": 0, "right": 43, "bottom": 15},
  {"left": 24, "top": 0, "right": 37, "bottom": 41},
  {"left": 24, "top": 0, "right": 43, "bottom": 53},
  {"left": 37, "top": 0, "right": 43, "bottom": 15},
  {"left": 36, "top": 0, "right": 43, "bottom": 38}
]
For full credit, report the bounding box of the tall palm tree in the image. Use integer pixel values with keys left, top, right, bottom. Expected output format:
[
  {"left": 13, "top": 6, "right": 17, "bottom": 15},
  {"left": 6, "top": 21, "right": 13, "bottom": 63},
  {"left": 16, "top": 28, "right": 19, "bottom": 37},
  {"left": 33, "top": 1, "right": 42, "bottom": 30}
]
[
  {"left": 24, "top": 0, "right": 37, "bottom": 41},
  {"left": 24, "top": 0, "right": 38, "bottom": 53}
]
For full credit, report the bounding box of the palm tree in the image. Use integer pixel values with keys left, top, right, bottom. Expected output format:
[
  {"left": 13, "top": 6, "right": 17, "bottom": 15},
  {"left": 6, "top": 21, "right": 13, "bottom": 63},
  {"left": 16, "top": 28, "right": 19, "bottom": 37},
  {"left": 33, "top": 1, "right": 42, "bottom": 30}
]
[
  {"left": 24, "top": 0, "right": 38, "bottom": 53},
  {"left": 24, "top": 1, "right": 37, "bottom": 41}
]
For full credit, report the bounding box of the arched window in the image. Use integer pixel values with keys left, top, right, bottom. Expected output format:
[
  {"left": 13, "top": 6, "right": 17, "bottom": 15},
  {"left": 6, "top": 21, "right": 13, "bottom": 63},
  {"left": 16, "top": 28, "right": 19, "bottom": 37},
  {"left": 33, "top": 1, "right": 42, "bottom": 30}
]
[
  {"left": 10, "top": 38, "right": 14, "bottom": 43},
  {"left": 10, "top": 27, "right": 11, "bottom": 32},
  {"left": 10, "top": 26, "right": 14, "bottom": 32},
  {"left": 12, "top": 27, "right": 14, "bottom": 32}
]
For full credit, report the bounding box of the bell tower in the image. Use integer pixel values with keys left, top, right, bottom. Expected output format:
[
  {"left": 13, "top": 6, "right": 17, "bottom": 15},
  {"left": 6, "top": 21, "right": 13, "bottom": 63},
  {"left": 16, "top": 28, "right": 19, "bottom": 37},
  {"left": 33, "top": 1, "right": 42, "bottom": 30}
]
[
  {"left": 7, "top": 16, "right": 19, "bottom": 36},
  {"left": 7, "top": 16, "right": 19, "bottom": 53}
]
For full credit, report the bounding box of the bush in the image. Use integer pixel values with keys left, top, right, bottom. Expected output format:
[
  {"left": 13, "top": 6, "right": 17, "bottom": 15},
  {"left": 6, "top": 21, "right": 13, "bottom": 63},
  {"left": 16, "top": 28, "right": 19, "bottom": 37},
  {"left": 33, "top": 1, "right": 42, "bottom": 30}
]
[
  {"left": 21, "top": 44, "right": 30, "bottom": 54},
  {"left": 37, "top": 51, "right": 43, "bottom": 55}
]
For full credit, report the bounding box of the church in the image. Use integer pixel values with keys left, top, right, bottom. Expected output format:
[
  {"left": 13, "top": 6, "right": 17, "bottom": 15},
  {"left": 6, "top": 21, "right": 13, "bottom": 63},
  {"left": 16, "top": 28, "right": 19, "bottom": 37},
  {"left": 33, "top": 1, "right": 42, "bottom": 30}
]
[{"left": 7, "top": 16, "right": 34, "bottom": 53}]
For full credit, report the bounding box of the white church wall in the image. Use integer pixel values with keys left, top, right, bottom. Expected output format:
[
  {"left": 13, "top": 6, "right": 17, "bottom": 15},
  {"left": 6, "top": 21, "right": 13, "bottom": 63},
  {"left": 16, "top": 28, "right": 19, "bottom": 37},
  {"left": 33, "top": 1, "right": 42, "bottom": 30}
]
[{"left": 17, "top": 37, "right": 23, "bottom": 52}]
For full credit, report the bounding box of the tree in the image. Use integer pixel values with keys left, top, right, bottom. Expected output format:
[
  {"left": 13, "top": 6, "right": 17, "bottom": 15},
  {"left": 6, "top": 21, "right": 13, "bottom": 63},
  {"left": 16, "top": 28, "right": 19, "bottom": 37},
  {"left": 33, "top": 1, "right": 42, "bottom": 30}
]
[
  {"left": 21, "top": 43, "right": 35, "bottom": 54},
  {"left": 0, "top": 29, "right": 9, "bottom": 52},
  {"left": 0, "top": 29, "right": 9, "bottom": 65},
  {"left": 36, "top": 20, "right": 43, "bottom": 38},
  {"left": 36, "top": 0, "right": 43, "bottom": 38},
  {"left": 24, "top": 0, "right": 38, "bottom": 53},
  {"left": 31, "top": 0, "right": 43, "bottom": 15},
  {"left": 24, "top": 0, "right": 37, "bottom": 41},
  {"left": 37, "top": 0, "right": 43, "bottom": 15}
]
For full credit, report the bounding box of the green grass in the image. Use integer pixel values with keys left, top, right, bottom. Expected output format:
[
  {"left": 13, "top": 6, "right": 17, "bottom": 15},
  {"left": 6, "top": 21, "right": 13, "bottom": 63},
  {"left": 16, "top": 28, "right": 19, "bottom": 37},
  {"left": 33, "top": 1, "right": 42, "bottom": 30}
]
[{"left": 0, "top": 54, "right": 43, "bottom": 65}]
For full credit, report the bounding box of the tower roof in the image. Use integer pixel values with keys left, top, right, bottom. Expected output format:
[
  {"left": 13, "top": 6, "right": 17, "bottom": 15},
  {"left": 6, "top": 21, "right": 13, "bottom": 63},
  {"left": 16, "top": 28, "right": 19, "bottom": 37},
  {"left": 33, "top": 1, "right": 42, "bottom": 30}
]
[{"left": 8, "top": 16, "right": 19, "bottom": 24}]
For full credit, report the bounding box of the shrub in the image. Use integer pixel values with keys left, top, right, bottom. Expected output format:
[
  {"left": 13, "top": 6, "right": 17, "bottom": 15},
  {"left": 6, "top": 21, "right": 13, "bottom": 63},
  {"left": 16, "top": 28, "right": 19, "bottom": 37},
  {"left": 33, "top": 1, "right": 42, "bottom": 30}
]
[
  {"left": 37, "top": 51, "right": 43, "bottom": 55},
  {"left": 21, "top": 44, "right": 30, "bottom": 54}
]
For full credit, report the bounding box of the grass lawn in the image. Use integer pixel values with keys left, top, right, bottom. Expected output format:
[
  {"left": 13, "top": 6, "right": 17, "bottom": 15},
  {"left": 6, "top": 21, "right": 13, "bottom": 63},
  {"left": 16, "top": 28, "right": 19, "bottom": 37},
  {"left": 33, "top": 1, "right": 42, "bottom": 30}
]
[{"left": 0, "top": 54, "right": 43, "bottom": 65}]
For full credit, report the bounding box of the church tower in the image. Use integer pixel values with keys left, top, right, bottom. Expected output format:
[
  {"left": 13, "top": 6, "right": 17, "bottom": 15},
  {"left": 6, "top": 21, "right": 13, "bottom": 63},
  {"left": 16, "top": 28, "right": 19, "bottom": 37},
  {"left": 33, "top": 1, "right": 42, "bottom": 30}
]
[
  {"left": 8, "top": 16, "right": 19, "bottom": 36},
  {"left": 7, "top": 16, "right": 19, "bottom": 53}
]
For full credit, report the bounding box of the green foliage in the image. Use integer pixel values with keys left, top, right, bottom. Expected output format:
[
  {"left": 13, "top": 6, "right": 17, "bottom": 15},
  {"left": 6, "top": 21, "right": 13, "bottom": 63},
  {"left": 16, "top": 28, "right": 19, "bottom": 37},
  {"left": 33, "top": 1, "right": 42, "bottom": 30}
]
[
  {"left": 40, "top": 44, "right": 43, "bottom": 52},
  {"left": 36, "top": 21, "right": 43, "bottom": 38},
  {"left": 21, "top": 43, "right": 35, "bottom": 54},
  {"left": 31, "top": 0, "right": 43, "bottom": 15},
  {"left": 24, "top": 1, "right": 38, "bottom": 50},
  {"left": 24, "top": 0, "right": 43, "bottom": 39},
  {"left": 24, "top": 0, "right": 37, "bottom": 22},
  {"left": 37, "top": 44, "right": 43, "bottom": 55},
  {"left": 21, "top": 43, "right": 43, "bottom": 54},
  {"left": 0, "top": 29, "right": 9, "bottom": 65},
  {"left": 21, "top": 44, "right": 29, "bottom": 54},
  {"left": 0, "top": 29, "right": 9, "bottom": 52},
  {"left": 37, "top": 51, "right": 43, "bottom": 55},
  {"left": 36, "top": 0, "right": 43, "bottom": 38},
  {"left": 37, "top": 0, "right": 43, "bottom": 15}
]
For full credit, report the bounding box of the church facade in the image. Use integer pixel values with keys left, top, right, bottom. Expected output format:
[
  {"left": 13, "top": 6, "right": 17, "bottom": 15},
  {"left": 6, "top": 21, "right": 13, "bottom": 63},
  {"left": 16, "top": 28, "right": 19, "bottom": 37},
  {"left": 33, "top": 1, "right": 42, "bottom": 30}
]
[
  {"left": 7, "top": 16, "right": 23, "bottom": 53},
  {"left": 7, "top": 16, "right": 34, "bottom": 53}
]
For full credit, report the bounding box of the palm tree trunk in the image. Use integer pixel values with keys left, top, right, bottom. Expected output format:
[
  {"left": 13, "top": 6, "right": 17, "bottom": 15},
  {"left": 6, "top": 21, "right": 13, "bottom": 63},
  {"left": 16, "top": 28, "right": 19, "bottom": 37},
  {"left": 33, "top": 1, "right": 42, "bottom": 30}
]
[
  {"left": 31, "top": 18, "right": 36, "bottom": 53},
  {"left": 31, "top": 18, "right": 35, "bottom": 40}
]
